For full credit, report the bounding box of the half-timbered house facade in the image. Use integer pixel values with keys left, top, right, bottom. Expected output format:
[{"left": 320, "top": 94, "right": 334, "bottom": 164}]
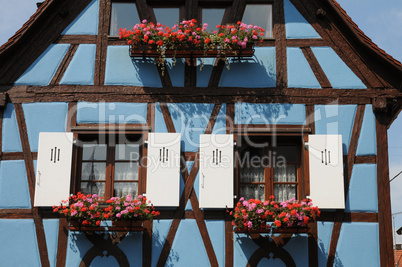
[{"left": 0, "top": 0, "right": 402, "bottom": 266}]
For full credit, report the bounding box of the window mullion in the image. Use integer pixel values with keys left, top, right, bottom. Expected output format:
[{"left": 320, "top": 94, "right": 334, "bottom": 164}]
[{"left": 105, "top": 144, "right": 115, "bottom": 199}]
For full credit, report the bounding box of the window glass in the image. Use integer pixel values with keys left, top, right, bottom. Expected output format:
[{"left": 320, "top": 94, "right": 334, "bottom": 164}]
[
  {"left": 238, "top": 138, "right": 300, "bottom": 202},
  {"left": 110, "top": 3, "right": 140, "bottom": 35},
  {"left": 78, "top": 134, "right": 142, "bottom": 198},
  {"left": 202, "top": 8, "right": 225, "bottom": 30},
  {"left": 242, "top": 5, "right": 273, "bottom": 38},
  {"left": 154, "top": 8, "right": 180, "bottom": 26}
]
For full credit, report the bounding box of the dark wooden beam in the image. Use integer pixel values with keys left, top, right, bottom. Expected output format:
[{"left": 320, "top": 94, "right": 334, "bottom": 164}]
[
  {"left": 56, "top": 218, "right": 69, "bottom": 267},
  {"left": 15, "top": 104, "right": 50, "bottom": 267},
  {"left": 50, "top": 44, "right": 78, "bottom": 85},
  {"left": 142, "top": 220, "right": 153, "bottom": 267},
  {"left": 288, "top": 0, "right": 385, "bottom": 89},
  {"left": 55, "top": 35, "right": 97, "bottom": 44},
  {"left": 286, "top": 38, "right": 327, "bottom": 47},
  {"left": 326, "top": 105, "right": 365, "bottom": 267},
  {"left": 157, "top": 104, "right": 221, "bottom": 267},
  {"left": 0, "top": 0, "right": 93, "bottom": 84},
  {"left": 0, "top": 209, "right": 33, "bottom": 219},
  {"left": 301, "top": 47, "right": 332, "bottom": 89},
  {"left": 355, "top": 155, "right": 376, "bottom": 164},
  {"left": 375, "top": 112, "right": 394, "bottom": 266},
  {"left": 94, "top": 0, "right": 111, "bottom": 86},
  {"left": 273, "top": 0, "right": 287, "bottom": 88}
]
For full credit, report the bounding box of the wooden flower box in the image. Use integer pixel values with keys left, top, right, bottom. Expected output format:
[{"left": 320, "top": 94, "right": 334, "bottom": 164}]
[
  {"left": 130, "top": 44, "right": 255, "bottom": 58},
  {"left": 68, "top": 220, "right": 144, "bottom": 232}
]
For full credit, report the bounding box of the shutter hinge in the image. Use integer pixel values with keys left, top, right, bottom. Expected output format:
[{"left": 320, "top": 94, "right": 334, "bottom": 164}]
[{"left": 304, "top": 142, "right": 309, "bottom": 150}]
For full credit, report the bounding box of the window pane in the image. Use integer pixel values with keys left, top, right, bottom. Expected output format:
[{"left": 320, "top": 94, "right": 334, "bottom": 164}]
[
  {"left": 110, "top": 3, "right": 140, "bottom": 35},
  {"left": 240, "top": 184, "right": 265, "bottom": 201},
  {"left": 81, "top": 182, "right": 105, "bottom": 197},
  {"left": 240, "top": 166, "right": 264, "bottom": 183},
  {"left": 114, "top": 182, "right": 138, "bottom": 198},
  {"left": 115, "top": 144, "right": 140, "bottom": 161},
  {"left": 154, "top": 8, "right": 180, "bottom": 26},
  {"left": 242, "top": 5, "right": 272, "bottom": 38},
  {"left": 83, "top": 144, "right": 107, "bottom": 160},
  {"left": 81, "top": 162, "right": 106, "bottom": 181},
  {"left": 273, "top": 165, "right": 297, "bottom": 182},
  {"left": 273, "top": 146, "right": 298, "bottom": 163},
  {"left": 202, "top": 9, "right": 225, "bottom": 29},
  {"left": 115, "top": 162, "right": 139, "bottom": 181},
  {"left": 274, "top": 184, "right": 297, "bottom": 202}
]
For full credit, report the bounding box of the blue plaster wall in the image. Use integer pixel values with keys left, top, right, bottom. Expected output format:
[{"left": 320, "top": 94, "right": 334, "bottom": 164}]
[
  {"left": 235, "top": 103, "right": 306, "bottom": 125},
  {"left": 152, "top": 220, "right": 173, "bottom": 267},
  {"left": 15, "top": 44, "right": 70, "bottom": 85},
  {"left": 62, "top": 0, "right": 99, "bottom": 35},
  {"left": 2, "top": 103, "right": 22, "bottom": 152},
  {"left": 314, "top": 105, "right": 357, "bottom": 155},
  {"left": 346, "top": 164, "right": 378, "bottom": 212},
  {"left": 0, "top": 219, "right": 41, "bottom": 266},
  {"left": 311, "top": 47, "right": 366, "bottom": 89},
  {"left": 117, "top": 232, "right": 143, "bottom": 266},
  {"left": 317, "top": 222, "right": 333, "bottom": 267},
  {"left": 65, "top": 231, "right": 95, "bottom": 266},
  {"left": 60, "top": 44, "right": 96, "bottom": 85},
  {"left": 43, "top": 219, "right": 59, "bottom": 267},
  {"left": 234, "top": 233, "right": 308, "bottom": 266},
  {"left": 219, "top": 47, "right": 276, "bottom": 88},
  {"left": 22, "top": 102, "right": 68, "bottom": 152},
  {"left": 155, "top": 103, "right": 169, "bottom": 133},
  {"left": 168, "top": 103, "right": 214, "bottom": 152},
  {"left": 356, "top": 105, "right": 377, "bottom": 156},
  {"left": 205, "top": 220, "right": 225, "bottom": 267},
  {"left": 168, "top": 219, "right": 209, "bottom": 266},
  {"left": 287, "top": 47, "right": 321, "bottom": 88},
  {"left": 0, "top": 160, "right": 31, "bottom": 208},
  {"left": 166, "top": 58, "right": 185, "bottom": 87},
  {"left": 335, "top": 223, "right": 380, "bottom": 266},
  {"left": 196, "top": 58, "right": 214, "bottom": 87},
  {"left": 284, "top": 0, "right": 321, "bottom": 39},
  {"left": 105, "top": 46, "right": 162, "bottom": 87},
  {"left": 77, "top": 102, "right": 147, "bottom": 124}
]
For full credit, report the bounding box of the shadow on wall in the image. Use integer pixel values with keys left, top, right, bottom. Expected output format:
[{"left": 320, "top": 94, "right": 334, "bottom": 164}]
[
  {"left": 220, "top": 54, "right": 276, "bottom": 88},
  {"left": 235, "top": 234, "right": 343, "bottom": 266},
  {"left": 69, "top": 230, "right": 143, "bottom": 266},
  {"left": 132, "top": 58, "right": 162, "bottom": 87},
  {"left": 152, "top": 224, "right": 180, "bottom": 267},
  {"left": 318, "top": 238, "right": 344, "bottom": 267}
]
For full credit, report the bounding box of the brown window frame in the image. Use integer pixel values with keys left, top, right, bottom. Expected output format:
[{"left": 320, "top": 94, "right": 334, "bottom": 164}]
[
  {"left": 234, "top": 129, "right": 309, "bottom": 202},
  {"left": 71, "top": 130, "right": 149, "bottom": 199}
]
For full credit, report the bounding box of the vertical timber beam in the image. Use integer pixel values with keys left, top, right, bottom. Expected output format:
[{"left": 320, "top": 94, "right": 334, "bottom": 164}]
[
  {"left": 15, "top": 104, "right": 50, "bottom": 267},
  {"left": 273, "top": 0, "right": 287, "bottom": 88},
  {"left": 375, "top": 111, "right": 394, "bottom": 266},
  {"left": 94, "top": 0, "right": 111, "bottom": 85}
]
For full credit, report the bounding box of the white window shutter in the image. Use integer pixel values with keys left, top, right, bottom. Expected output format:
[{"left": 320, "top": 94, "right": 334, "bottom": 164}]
[
  {"left": 199, "top": 134, "right": 234, "bottom": 208},
  {"left": 146, "top": 133, "right": 181, "bottom": 207},
  {"left": 34, "top": 132, "right": 74, "bottom": 207},
  {"left": 308, "top": 134, "right": 345, "bottom": 209}
]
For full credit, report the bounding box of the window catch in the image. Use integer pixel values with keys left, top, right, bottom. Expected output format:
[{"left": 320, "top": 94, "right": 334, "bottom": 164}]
[{"left": 304, "top": 142, "right": 309, "bottom": 150}]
